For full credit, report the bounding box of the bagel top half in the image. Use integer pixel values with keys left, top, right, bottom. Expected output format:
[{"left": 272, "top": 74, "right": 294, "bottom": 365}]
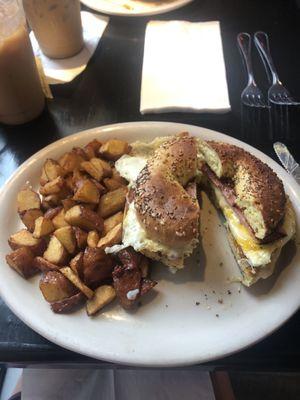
[
  {"left": 199, "top": 141, "right": 286, "bottom": 241},
  {"left": 133, "top": 133, "right": 200, "bottom": 248}
]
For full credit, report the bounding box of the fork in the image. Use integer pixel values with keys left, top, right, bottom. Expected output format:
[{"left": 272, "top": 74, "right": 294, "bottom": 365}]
[
  {"left": 237, "top": 32, "right": 267, "bottom": 108},
  {"left": 254, "top": 31, "right": 299, "bottom": 105}
]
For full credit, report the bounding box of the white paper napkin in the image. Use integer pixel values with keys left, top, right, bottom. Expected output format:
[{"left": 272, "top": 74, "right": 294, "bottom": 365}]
[
  {"left": 30, "top": 11, "right": 109, "bottom": 85},
  {"left": 140, "top": 20, "right": 230, "bottom": 114}
]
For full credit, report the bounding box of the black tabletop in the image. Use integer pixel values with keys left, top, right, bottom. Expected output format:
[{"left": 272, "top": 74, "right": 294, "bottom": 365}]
[{"left": 0, "top": 0, "right": 300, "bottom": 369}]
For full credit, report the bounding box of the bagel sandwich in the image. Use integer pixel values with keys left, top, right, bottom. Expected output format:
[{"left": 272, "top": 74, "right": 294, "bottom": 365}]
[
  {"left": 199, "top": 141, "right": 296, "bottom": 286},
  {"left": 107, "top": 133, "right": 201, "bottom": 270}
]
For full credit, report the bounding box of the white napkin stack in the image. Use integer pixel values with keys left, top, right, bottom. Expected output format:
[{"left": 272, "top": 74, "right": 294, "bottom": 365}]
[
  {"left": 30, "top": 11, "right": 109, "bottom": 85},
  {"left": 140, "top": 20, "right": 230, "bottom": 114}
]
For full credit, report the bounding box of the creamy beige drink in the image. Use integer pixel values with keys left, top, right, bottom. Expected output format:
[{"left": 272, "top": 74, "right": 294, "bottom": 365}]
[
  {"left": 23, "top": 0, "right": 84, "bottom": 59},
  {"left": 0, "top": 1, "right": 45, "bottom": 125}
]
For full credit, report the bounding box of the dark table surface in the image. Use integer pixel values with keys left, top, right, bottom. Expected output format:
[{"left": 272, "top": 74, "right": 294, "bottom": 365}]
[{"left": 0, "top": 0, "right": 300, "bottom": 369}]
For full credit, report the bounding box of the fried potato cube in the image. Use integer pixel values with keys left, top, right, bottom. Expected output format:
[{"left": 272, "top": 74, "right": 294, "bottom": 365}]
[
  {"left": 8, "top": 229, "right": 46, "bottom": 255},
  {"left": 44, "top": 206, "right": 63, "bottom": 220},
  {"left": 97, "top": 223, "right": 122, "bottom": 250},
  {"left": 87, "top": 231, "right": 100, "bottom": 248},
  {"left": 51, "top": 292, "right": 84, "bottom": 314},
  {"left": 103, "top": 212, "right": 124, "bottom": 235},
  {"left": 65, "top": 205, "right": 103, "bottom": 232},
  {"left": 112, "top": 168, "right": 128, "bottom": 185},
  {"left": 72, "top": 169, "right": 88, "bottom": 187},
  {"left": 83, "top": 247, "right": 115, "bottom": 287},
  {"left": 33, "top": 216, "right": 55, "bottom": 238},
  {"left": 39, "top": 270, "right": 78, "bottom": 302},
  {"left": 72, "top": 147, "right": 89, "bottom": 161},
  {"left": 80, "top": 161, "right": 103, "bottom": 181},
  {"left": 58, "top": 151, "right": 85, "bottom": 173},
  {"left": 19, "top": 209, "right": 43, "bottom": 232},
  {"left": 42, "top": 194, "right": 61, "bottom": 207},
  {"left": 43, "top": 158, "right": 66, "bottom": 181},
  {"left": 98, "top": 187, "right": 127, "bottom": 218},
  {"left": 39, "top": 176, "right": 66, "bottom": 196},
  {"left": 52, "top": 208, "right": 70, "bottom": 229},
  {"left": 17, "top": 188, "right": 41, "bottom": 213},
  {"left": 53, "top": 226, "right": 77, "bottom": 254},
  {"left": 43, "top": 235, "right": 69, "bottom": 265},
  {"left": 103, "top": 178, "right": 124, "bottom": 191},
  {"left": 73, "top": 227, "right": 88, "bottom": 249},
  {"left": 96, "top": 158, "right": 112, "bottom": 177},
  {"left": 70, "top": 252, "right": 84, "bottom": 277},
  {"left": 33, "top": 256, "right": 60, "bottom": 272},
  {"left": 40, "top": 167, "right": 49, "bottom": 186},
  {"left": 99, "top": 140, "right": 130, "bottom": 161},
  {"left": 60, "top": 267, "right": 94, "bottom": 299},
  {"left": 86, "top": 285, "right": 116, "bottom": 316},
  {"left": 6, "top": 247, "right": 37, "bottom": 279},
  {"left": 61, "top": 198, "right": 77, "bottom": 211},
  {"left": 73, "top": 179, "right": 100, "bottom": 204}
]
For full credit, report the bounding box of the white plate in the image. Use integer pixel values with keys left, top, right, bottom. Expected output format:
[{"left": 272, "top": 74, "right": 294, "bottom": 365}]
[
  {"left": 0, "top": 121, "right": 299, "bottom": 367},
  {"left": 80, "top": 0, "right": 194, "bottom": 17}
]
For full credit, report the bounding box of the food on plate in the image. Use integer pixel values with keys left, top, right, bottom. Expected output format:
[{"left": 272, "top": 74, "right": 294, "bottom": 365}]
[
  {"left": 199, "top": 141, "right": 296, "bottom": 286},
  {"left": 86, "top": 285, "right": 116, "bottom": 316},
  {"left": 6, "top": 247, "right": 38, "bottom": 278},
  {"left": 33, "top": 216, "right": 55, "bottom": 238},
  {"left": 43, "top": 235, "right": 69, "bottom": 265},
  {"left": 5, "top": 133, "right": 296, "bottom": 320},
  {"left": 113, "top": 133, "right": 200, "bottom": 270},
  {"left": 39, "top": 270, "right": 78, "bottom": 302}
]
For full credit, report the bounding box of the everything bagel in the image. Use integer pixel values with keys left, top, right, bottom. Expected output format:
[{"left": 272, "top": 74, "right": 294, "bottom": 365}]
[{"left": 133, "top": 133, "right": 200, "bottom": 247}]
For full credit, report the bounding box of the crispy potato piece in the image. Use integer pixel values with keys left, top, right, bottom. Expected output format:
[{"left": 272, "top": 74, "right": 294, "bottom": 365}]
[
  {"left": 52, "top": 208, "right": 70, "bottom": 229},
  {"left": 40, "top": 270, "right": 77, "bottom": 302},
  {"left": 19, "top": 209, "right": 43, "bottom": 232},
  {"left": 86, "top": 139, "right": 102, "bottom": 152},
  {"left": 86, "top": 285, "right": 116, "bottom": 316},
  {"left": 43, "top": 235, "right": 69, "bottom": 265},
  {"left": 139, "top": 257, "right": 149, "bottom": 278},
  {"left": 33, "top": 216, "right": 55, "bottom": 238},
  {"left": 87, "top": 231, "right": 100, "bottom": 248},
  {"left": 61, "top": 198, "right": 77, "bottom": 211},
  {"left": 99, "top": 140, "right": 130, "bottom": 161},
  {"left": 53, "top": 226, "right": 77, "bottom": 254},
  {"left": 17, "top": 188, "right": 41, "bottom": 213},
  {"left": 65, "top": 174, "right": 75, "bottom": 192},
  {"left": 58, "top": 151, "right": 85, "bottom": 173},
  {"left": 44, "top": 206, "right": 63, "bottom": 220},
  {"left": 103, "top": 178, "right": 124, "bottom": 191},
  {"left": 98, "top": 187, "right": 127, "bottom": 218},
  {"left": 91, "top": 179, "right": 106, "bottom": 194},
  {"left": 103, "top": 212, "right": 124, "bottom": 235},
  {"left": 70, "top": 252, "right": 84, "bottom": 278},
  {"left": 8, "top": 229, "right": 46, "bottom": 255},
  {"left": 97, "top": 223, "right": 122, "bottom": 250},
  {"left": 96, "top": 158, "right": 112, "bottom": 178},
  {"left": 60, "top": 267, "right": 94, "bottom": 299},
  {"left": 65, "top": 205, "right": 103, "bottom": 232},
  {"left": 40, "top": 167, "right": 49, "bottom": 186},
  {"left": 83, "top": 247, "right": 115, "bottom": 287},
  {"left": 43, "top": 159, "right": 66, "bottom": 181},
  {"left": 73, "top": 227, "right": 88, "bottom": 249},
  {"left": 80, "top": 161, "right": 103, "bottom": 181},
  {"left": 33, "top": 256, "right": 60, "bottom": 272},
  {"left": 51, "top": 292, "right": 84, "bottom": 314},
  {"left": 73, "top": 179, "right": 100, "bottom": 204},
  {"left": 72, "top": 147, "right": 88, "bottom": 161},
  {"left": 72, "top": 169, "right": 87, "bottom": 186},
  {"left": 39, "top": 176, "right": 66, "bottom": 196},
  {"left": 6, "top": 247, "right": 37, "bottom": 278},
  {"left": 112, "top": 168, "right": 128, "bottom": 185}
]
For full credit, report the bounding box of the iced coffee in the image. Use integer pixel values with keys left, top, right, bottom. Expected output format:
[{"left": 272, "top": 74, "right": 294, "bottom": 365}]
[
  {"left": 23, "top": 0, "right": 84, "bottom": 59},
  {"left": 0, "top": 0, "right": 45, "bottom": 125}
]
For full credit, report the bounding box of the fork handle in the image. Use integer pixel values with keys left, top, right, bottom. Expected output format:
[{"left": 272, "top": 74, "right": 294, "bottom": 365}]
[
  {"left": 237, "top": 32, "right": 255, "bottom": 85},
  {"left": 254, "top": 31, "right": 280, "bottom": 85}
]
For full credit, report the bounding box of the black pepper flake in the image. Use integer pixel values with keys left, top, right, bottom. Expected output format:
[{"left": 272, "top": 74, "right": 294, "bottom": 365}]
[
  {"left": 195, "top": 302, "right": 200, "bottom": 306},
  {"left": 218, "top": 299, "right": 223, "bottom": 304},
  {"left": 227, "top": 290, "right": 232, "bottom": 295},
  {"left": 219, "top": 262, "right": 223, "bottom": 267},
  {"left": 165, "top": 304, "right": 168, "bottom": 308},
  {"left": 216, "top": 314, "right": 219, "bottom": 318}
]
